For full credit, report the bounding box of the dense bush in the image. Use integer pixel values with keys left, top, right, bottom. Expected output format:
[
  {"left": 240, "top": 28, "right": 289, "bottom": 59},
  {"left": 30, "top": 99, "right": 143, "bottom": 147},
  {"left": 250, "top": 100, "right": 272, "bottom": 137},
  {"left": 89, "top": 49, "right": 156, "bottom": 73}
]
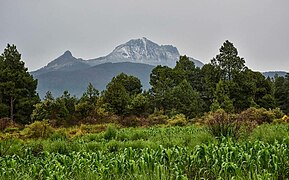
[
  {"left": 103, "top": 125, "right": 117, "bottom": 140},
  {"left": 205, "top": 109, "right": 240, "bottom": 139},
  {"left": 167, "top": 114, "right": 188, "bottom": 126},
  {"left": 238, "top": 107, "right": 280, "bottom": 124},
  {"left": 20, "top": 120, "right": 54, "bottom": 139}
]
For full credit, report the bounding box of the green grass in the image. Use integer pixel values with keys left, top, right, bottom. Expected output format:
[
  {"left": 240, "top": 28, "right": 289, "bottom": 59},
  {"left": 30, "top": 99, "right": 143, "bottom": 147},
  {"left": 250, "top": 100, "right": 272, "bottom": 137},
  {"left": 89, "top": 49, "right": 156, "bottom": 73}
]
[{"left": 2, "top": 124, "right": 289, "bottom": 179}]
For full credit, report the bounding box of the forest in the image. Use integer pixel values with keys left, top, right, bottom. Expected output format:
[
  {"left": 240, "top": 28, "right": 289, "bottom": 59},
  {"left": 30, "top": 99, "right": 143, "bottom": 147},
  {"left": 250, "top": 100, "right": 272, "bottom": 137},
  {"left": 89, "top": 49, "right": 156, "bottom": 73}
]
[{"left": 1, "top": 41, "right": 289, "bottom": 179}]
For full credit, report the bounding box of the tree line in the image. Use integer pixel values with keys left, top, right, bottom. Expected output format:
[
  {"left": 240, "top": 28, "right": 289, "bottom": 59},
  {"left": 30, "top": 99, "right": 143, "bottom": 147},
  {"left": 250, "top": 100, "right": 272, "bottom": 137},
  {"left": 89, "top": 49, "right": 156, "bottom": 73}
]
[{"left": 1, "top": 41, "right": 289, "bottom": 125}]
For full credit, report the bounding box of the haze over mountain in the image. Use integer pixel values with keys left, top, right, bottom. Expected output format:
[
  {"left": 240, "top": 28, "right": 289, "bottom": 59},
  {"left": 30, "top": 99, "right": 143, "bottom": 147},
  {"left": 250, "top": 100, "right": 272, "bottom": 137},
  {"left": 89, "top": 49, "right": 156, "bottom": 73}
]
[{"left": 32, "top": 38, "right": 203, "bottom": 98}]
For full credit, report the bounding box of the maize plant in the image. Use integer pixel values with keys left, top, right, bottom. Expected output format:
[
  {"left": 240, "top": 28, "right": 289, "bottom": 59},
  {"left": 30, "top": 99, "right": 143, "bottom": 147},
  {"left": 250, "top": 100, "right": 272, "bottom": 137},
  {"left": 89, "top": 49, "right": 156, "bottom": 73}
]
[{"left": 1, "top": 138, "right": 289, "bottom": 179}]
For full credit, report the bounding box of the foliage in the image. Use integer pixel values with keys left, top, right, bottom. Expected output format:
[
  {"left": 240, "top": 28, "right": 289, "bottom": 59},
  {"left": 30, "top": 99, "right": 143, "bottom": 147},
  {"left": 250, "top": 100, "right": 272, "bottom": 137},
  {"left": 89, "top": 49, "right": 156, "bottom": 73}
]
[
  {"left": 211, "top": 40, "right": 246, "bottom": 81},
  {"left": 170, "top": 80, "right": 204, "bottom": 118},
  {"left": 238, "top": 107, "right": 277, "bottom": 124},
  {"left": 103, "top": 125, "right": 117, "bottom": 140},
  {"left": 21, "top": 120, "right": 54, "bottom": 139},
  {"left": 167, "top": 114, "right": 188, "bottom": 126},
  {"left": 108, "top": 73, "right": 142, "bottom": 96},
  {"left": 274, "top": 74, "right": 289, "bottom": 114},
  {"left": 126, "top": 93, "right": 151, "bottom": 116},
  {"left": 0, "top": 44, "right": 39, "bottom": 124},
  {"left": 205, "top": 109, "right": 240, "bottom": 139},
  {"left": 210, "top": 80, "right": 234, "bottom": 113},
  {"left": 147, "top": 110, "right": 169, "bottom": 125}
]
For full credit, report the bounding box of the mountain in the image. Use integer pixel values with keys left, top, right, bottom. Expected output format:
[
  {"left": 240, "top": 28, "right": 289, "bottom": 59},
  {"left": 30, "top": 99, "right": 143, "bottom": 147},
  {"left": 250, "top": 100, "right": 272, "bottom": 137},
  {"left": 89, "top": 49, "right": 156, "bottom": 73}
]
[
  {"left": 34, "top": 62, "right": 154, "bottom": 98},
  {"left": 32, "top": 50, "right": 89, "bottom": 76},
  {"left": 87, "top": 37, "right": 202, "bottom": 67},
  {"left": 32, "top": 38, "right": 203, "bottom": 76},
  {"left": 31, "top": 37, "right": 204, "bottom": 98},
  {"left": 263, "top": 71, "right": 287, "bottom": 78}
]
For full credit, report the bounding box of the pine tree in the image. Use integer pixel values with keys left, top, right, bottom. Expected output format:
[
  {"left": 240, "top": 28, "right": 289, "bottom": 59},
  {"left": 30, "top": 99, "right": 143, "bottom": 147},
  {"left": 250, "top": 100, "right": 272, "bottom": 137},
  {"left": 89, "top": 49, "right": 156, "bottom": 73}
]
[{"left": 0, "top": 44, "right": 39, "bottom": 124}]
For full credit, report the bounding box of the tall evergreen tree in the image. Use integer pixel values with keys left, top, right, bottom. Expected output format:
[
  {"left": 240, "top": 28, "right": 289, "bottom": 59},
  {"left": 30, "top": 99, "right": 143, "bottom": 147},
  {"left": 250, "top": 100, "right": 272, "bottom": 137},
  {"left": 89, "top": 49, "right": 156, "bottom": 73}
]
[
  {"left": 0, "top": 44, "right": 39, "bottom": 124},
  {"left": 211, "top": 40, "right": 246, "bottom": 81}
]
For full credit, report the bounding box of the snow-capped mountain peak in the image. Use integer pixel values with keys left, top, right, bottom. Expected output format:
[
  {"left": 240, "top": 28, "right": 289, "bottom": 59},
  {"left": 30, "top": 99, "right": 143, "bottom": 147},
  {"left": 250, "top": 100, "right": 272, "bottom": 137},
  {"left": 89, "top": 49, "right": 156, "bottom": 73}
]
[{"left": 89, "top": 37, "right": 182, "bottom": 67}]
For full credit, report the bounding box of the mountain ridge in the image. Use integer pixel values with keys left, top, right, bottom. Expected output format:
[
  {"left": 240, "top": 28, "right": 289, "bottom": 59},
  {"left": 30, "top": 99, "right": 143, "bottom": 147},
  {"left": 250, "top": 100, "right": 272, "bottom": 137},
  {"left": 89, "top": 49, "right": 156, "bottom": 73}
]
[{"left": 32, "top": 37, "right": 204, "bottom": 75}]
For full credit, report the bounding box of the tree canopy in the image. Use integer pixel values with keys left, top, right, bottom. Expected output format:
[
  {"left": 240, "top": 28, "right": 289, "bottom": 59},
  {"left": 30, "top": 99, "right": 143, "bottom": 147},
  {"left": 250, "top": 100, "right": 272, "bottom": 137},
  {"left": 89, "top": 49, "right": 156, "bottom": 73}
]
[{"left": 0, "top": 44, "right": 39, "bottom": 124}]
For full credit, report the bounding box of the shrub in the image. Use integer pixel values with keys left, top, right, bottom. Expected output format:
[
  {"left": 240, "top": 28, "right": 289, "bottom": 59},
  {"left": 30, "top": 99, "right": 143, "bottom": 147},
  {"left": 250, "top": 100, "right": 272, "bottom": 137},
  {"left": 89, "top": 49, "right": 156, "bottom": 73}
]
[
  {"left": 106, "top": 139, "right": 121, "bottom": 152},
  {"left": 0, "top": 118, "right": 17, "bottom": 131},
  {"left": 103, "top": 125, "right": 117, "bottom": 140},
  {"left": 118, "top": 115, "right": 142, "bottom": 127},
  {"left": 147, "top": 111, "right": 169, "bottom": 126},
  {"left": 4, "top": 127, "right": 20, "bottom": 133},
  {"left": 271, "top": 108, "right": 284, "bottom": 119},
  {"left": 238, "top": 107, "right": 276, "bottom": 124},
  {"left": 79, "top": 124, "right": 106, "bottom": 134},
  {"left": 205, "top": 109, "right": 240, "bottom": 139},
  {"left": 167, "top": 114, "right": 188, "bottom": 126},
  {"left": 20, "top": 120, "right": 54, "bottom": 139},
  {"left": 85, "top": 142, "right": 102, "bottom": 152},
  {"left": 130, "top": 130, "right": 148, "bottom": 141}
]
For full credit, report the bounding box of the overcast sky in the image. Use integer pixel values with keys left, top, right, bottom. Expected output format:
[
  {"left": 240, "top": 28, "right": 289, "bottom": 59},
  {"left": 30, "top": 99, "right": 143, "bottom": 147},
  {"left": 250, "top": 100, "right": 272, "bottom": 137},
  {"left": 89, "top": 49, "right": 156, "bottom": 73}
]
[{"left": 1, "top": 0, "right": 289, "bottom": 72}]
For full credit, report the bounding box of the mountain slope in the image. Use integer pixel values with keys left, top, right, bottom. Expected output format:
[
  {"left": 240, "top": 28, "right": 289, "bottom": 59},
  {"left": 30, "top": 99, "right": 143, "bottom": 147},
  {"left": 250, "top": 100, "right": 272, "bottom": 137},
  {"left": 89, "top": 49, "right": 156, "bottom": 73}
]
[
  {"left": 34, "top": 62, "right": 154, "bottom": 98},
  {"left": 32, "top": 50, "right": 90, "bottom": 76}
]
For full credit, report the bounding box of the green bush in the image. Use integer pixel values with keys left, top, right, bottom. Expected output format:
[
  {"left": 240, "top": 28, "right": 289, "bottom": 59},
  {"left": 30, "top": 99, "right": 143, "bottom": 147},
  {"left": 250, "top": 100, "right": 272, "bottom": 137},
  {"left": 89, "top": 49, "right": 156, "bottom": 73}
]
[
  {"left": 103, "top": 125, "right": 117, "bottom": 140},
  {"left": 238, "top": 107, "right": 276, "bottom": 124},
  {"left": 147, "top": 111, "right": 169, "bottom": 126},
  {"left": 20, "top": 120, "right": 54, "bottom": 139},
  {"left": 167, "top": 114, "right": 188, "bottom": 126},
  {"left": 205, "top": 109, "right": 240, "bottom": 139}
]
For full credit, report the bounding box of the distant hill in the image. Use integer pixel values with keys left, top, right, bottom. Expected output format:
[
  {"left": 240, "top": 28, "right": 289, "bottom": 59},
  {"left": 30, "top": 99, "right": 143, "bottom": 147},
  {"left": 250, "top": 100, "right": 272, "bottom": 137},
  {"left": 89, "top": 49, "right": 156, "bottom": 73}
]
[
  {"left": 33, "top": 62, "right": 154, "bottom": 98},
  {"left": 263, "top": 71, "right": 287, "bottom": 78},
  {"left": 32, "top": 50, "right": 89, "bottom": 76},
  {"left": 31, "top": 38, "right": 204, "bottom": 98}
]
